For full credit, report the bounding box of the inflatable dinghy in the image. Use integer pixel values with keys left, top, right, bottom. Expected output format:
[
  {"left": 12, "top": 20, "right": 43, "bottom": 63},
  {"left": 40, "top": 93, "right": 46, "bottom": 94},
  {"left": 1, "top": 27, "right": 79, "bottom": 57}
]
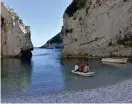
[{"left": 71, "top": 70, "right": 95, "bottom": 77}]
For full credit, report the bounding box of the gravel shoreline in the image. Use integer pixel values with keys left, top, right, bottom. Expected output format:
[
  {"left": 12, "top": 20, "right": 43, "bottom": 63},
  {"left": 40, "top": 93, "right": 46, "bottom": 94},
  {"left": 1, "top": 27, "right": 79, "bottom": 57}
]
[{"left": 2, "top": 78, "right": 132, "bottom": 103}]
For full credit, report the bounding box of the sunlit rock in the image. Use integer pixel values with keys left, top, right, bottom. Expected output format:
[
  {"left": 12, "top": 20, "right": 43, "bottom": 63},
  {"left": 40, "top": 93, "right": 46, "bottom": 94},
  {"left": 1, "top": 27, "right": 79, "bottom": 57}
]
[
  {"left": 1, "top": 2, "right": 33, "bottom": 58},
  {"left": 63, "top": 0, "right": 132, "bottom": 57}
]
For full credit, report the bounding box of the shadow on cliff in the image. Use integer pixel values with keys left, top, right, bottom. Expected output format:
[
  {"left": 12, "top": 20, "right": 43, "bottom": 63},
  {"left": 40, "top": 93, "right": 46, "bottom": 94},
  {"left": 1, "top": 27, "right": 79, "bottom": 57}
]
[{"left": 20, "top": 49, "right": 33, "bottom": 59}]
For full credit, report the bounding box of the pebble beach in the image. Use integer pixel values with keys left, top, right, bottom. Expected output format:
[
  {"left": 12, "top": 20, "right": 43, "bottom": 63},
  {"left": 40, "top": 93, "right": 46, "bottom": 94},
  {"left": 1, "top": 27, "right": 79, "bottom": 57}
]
[{"left": 2, "top": 78, "right": 132, "bottom": 103}]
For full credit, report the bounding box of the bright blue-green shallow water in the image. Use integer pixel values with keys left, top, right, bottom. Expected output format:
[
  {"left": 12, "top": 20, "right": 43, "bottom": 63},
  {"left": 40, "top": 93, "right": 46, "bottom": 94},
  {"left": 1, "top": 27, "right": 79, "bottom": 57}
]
[{"left": 1, "top": 48, "right": 132, "bottom": 99}]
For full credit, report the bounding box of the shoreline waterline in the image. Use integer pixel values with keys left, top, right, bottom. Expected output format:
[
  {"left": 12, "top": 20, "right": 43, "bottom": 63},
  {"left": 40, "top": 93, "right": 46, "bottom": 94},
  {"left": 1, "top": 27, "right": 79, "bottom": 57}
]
[
  {"left": 2, "top": 78, "right": 132, "bottom": 103},
  {"left": 61, "top": 55, "right": 132, "bottom": 60}
]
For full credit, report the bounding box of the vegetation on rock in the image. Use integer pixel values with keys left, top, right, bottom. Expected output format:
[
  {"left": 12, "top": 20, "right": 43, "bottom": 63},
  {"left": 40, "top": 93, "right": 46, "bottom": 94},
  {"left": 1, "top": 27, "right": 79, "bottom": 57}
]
[
  {"left": 65, "top": 0, "right": 86, "bottom": 17},
  {"left": 117, "top": 32, "right": 132, "bottom": 48},
  {"left": 78, "top": 52, "right": 88, "bottom": 56},
  {"left": 19, "top": 19, "right": 23, "bottom": 25},
  {"left": 41, "top": 32, "right": 63, "bottom": 48},
  {"left": 47, "top": 32, "right": 62, "bottom": 44}
]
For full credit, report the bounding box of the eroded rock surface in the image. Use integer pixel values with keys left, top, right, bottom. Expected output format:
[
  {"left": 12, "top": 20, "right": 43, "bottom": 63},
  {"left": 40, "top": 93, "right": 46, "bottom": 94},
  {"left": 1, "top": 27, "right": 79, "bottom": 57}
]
[
  {"left": 1, "top": 2, "right": 33, "bottom": 57},
  {"left": 63, "top": 0, "right": 132, "bottom": 57}
]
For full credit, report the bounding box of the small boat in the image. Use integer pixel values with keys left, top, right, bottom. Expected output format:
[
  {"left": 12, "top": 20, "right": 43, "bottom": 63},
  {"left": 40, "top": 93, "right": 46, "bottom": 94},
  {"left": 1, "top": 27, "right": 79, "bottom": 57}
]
[
  {"left": 101, "top": 58, "right": 128, "bottom": 64},
  {"left": 71, "top": 70, "right": 95, "bottom": 77}
]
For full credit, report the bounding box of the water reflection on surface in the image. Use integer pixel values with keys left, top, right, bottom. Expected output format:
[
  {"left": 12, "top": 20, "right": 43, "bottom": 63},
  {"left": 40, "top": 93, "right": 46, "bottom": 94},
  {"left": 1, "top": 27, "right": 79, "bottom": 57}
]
[
  {"left": 1, "top": 48, "right": 132, "bottom": 99},
  {"left": 1, "top": 58, "right": 32, "bottom": 97}
]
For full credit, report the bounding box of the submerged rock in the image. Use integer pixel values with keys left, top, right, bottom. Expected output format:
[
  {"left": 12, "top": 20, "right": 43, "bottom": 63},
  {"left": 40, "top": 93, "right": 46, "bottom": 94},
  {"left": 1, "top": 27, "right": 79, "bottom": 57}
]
[
  {"left": 62, "top": 0, "right": 132, "bottom": 57},
  {"left": 1, "top": 2, "right": 33, "bottom": 58}
]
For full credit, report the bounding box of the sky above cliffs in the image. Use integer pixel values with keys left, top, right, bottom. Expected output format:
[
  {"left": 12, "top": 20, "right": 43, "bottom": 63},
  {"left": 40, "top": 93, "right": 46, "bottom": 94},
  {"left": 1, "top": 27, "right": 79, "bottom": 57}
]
[{"left": 3, "top": 0, "right": 71, "bottom": 47}]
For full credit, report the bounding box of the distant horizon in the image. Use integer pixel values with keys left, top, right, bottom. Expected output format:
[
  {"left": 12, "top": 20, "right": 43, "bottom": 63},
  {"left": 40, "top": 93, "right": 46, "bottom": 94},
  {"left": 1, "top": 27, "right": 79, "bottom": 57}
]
[{"left": 3, "top": 0, "right": 72, "bottom": 47}]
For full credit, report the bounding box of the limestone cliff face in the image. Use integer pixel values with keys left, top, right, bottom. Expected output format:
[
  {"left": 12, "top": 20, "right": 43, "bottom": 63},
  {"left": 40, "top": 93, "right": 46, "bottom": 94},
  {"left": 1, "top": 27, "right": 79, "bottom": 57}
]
[
  {"left": 63, "top": 0, "right": 132, "bottom": 57},
  {"left": 1, "top": 2, "right": 33, "bottom": 57}
]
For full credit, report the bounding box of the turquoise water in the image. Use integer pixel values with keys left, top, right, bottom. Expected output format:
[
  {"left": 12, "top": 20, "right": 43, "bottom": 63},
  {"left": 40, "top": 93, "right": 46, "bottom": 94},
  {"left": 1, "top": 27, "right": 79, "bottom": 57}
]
[{"left": 1, "top": 48, "right": 132, "bottom": 99}]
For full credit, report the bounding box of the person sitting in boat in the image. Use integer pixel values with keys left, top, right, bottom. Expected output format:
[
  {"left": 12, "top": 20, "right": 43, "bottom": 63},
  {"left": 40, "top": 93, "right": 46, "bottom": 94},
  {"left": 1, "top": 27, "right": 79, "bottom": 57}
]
[
  {"left": 80, "top": 61, "right": 86, "bottom": 72},
  {"left": 83, "top": 63, "right": 89, "bottom": 73},
  {"left": 74, "top": 63, "right": 80, "bottom": 72}
]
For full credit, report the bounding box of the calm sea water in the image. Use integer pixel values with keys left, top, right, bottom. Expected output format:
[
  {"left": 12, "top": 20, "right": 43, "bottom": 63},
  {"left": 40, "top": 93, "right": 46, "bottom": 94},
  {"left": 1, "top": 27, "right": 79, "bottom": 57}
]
[{"left": 1, "top": 48, "right": 132, "bottom": 99}]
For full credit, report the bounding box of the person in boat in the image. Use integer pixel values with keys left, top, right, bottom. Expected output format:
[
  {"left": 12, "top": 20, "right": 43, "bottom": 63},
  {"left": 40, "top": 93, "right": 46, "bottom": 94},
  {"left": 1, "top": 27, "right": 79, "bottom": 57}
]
[
  {"left": 83, "top": 63, "right": 89, "bottom": 73},
  {"left": 80, "top": 61, "right": 86, "bottom": 72},
  {"left": 74, "top": 63, "right": 80, "bottom": 72}
]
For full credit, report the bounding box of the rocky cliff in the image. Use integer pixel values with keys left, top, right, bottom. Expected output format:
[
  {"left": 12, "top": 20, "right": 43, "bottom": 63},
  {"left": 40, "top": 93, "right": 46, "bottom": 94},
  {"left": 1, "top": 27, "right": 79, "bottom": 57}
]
[
  {"left": 1, "top": 2, "right": 33, "bottom": 58},
  {"left": 40, "top": 32, "right": 63, "bottom": 49},
  {"left": 62, "top": 0, "right": 132, "bottom": 57}
]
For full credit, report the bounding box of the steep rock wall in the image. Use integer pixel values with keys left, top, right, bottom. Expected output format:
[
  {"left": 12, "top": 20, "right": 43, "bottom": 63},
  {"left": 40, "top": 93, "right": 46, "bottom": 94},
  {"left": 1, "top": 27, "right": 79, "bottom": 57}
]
[
  {"left": 63, "top": 0, "right": 132, "bottom": 57},
  {"left": 1, "top": 2, "right": 33, "bottom": 57}
]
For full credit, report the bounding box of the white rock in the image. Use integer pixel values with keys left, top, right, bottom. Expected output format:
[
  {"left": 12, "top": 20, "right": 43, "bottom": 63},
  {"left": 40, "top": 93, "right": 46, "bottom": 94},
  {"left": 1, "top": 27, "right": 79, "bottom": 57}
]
[{"left": 1, "top": 2, "right": 33, "bottom": 57}]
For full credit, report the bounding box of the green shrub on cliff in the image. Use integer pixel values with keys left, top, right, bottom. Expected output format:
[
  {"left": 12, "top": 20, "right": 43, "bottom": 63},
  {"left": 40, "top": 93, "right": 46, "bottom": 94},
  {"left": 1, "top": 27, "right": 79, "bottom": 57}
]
[
  {"left": 117, "top": 33, "right": 132, "bottom": 48},
  {"left": 40, "top": 32, "right": 62, "bottom": 48},
  {"left": 65, "top": 0, "right": 86, "bottom": 17},
  {"left": 14, "top": 15, "right": 19, "bottom": 21},
  {"left": 47, "top": 32, "right": 62, "bottom": 44},
  {"left": 78, "top": 52, "right": 88, "bottom": 56},
  {"left": 19, "top": 19, "right": 23, "bottom": 25}
]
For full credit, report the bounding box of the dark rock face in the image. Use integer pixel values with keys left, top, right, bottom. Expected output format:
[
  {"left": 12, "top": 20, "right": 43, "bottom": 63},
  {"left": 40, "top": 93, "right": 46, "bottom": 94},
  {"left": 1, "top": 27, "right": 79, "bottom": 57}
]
[
  {"left": 20, "top": 50, "right": 33, "bottom": 59},
  {"left": 1, "top": 15, "right": 5, "bottom": 28}
]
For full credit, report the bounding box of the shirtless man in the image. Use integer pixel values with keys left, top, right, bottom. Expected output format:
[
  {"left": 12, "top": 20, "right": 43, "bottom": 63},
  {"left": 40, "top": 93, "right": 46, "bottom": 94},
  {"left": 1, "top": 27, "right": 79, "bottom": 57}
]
[
  {"left": 80, "top": 61, "right": 86, "bottom": 72},
  {"left": 83, "top": 63, "right": 89, "bottom": 73}
]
